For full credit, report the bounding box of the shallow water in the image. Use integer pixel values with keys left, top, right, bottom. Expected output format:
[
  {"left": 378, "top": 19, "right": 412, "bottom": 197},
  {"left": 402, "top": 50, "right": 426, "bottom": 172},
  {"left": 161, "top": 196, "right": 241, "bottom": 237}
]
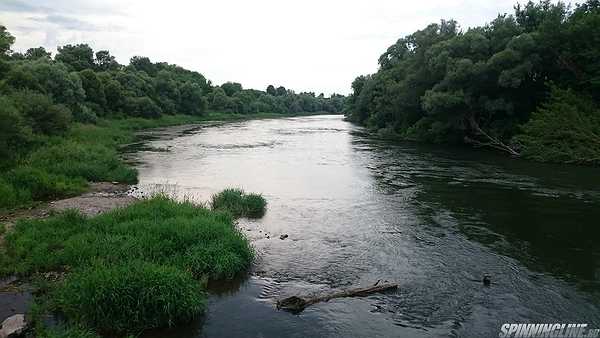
[{"left": 131, "top": 115, "right": 600, "bottom": 338}]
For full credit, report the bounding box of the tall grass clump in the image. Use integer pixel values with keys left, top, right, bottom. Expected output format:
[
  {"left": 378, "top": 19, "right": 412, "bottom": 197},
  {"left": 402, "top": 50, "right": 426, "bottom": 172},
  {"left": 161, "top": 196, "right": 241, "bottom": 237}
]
[
  {"left": 211, "top": 188, "right": 267, "bottom": 218},
  {"left": 2, "top": 195, "right": 258, "bottom": 334},
  {"left": 4, "top": 196, "right": 253, "bottom": 278},
  {"left": 54, "top": 262, "right": 205, "bottom": 333}
]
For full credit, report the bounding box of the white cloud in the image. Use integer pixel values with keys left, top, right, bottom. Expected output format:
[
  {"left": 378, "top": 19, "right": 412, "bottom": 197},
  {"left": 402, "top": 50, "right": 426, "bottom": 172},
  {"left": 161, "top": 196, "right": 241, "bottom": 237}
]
[{"left": 1, "top": 0, "right": 535, "bottom": 95}]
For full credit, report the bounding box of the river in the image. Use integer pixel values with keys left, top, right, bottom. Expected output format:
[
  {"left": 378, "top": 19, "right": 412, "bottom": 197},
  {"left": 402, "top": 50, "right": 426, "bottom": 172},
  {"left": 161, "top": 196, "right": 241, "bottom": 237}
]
[{"left": 129, "top": 115, "right": 600, "bottom": 338}]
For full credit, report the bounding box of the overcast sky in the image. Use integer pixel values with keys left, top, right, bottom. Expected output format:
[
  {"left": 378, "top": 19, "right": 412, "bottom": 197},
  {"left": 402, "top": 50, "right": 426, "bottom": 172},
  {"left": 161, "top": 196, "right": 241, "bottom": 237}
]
[{"left": 1, "top": 0, "right": 529, "bottom": 95}]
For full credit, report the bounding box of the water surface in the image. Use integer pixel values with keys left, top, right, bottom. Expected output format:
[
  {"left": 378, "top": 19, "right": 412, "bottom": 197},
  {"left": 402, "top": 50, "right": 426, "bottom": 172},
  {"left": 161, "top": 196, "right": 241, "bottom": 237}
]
[{"left": 131, "top": 115, "right": 600, "bottom": 338}]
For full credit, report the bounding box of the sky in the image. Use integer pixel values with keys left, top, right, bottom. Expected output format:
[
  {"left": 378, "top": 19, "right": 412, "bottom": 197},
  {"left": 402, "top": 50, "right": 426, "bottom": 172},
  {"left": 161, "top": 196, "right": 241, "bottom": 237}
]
[{"left": 0, "top": 0, "right": 527, "bottom": 95}]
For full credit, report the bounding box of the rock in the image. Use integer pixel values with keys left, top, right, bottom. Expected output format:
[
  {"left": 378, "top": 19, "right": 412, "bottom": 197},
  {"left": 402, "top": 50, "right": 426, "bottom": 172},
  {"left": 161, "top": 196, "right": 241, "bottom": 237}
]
[
  {"left": 280, "top": 234, "right": 288, "bottom": 240},
  {"left": 0, "top": 314, "right": 27, "bottom": 338}
]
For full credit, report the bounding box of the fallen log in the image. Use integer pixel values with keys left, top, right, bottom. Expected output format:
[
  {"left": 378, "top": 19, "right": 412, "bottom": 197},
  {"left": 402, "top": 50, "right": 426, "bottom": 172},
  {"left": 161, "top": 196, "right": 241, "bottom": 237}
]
[{"left": 276, "top": 282, "right": 398, "bottom": 313}]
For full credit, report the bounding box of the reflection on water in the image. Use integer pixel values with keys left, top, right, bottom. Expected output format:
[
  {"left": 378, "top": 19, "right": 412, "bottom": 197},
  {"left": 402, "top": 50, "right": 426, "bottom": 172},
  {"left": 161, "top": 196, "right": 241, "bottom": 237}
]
[{"left": 131, "top": 115, "right": 600, "bottom": 338}]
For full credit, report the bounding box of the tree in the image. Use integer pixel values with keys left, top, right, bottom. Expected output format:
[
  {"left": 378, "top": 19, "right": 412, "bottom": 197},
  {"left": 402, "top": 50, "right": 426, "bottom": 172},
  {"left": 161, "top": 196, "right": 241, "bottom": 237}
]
[
  {"left": 97, "top": 72, "right": 125, "bottom": 114},
  {"left": 55, "top": 44, "right": 95, "bottom": 71},
  {"left": 24, "top": 47, "right": 51, "bottom": 60},
  {"left": 154, "top": 70, "right": 180, "bottom": 114},
  {"left": 221, "top": 82, "right": 242, "bottom": 96},
  {"left": 5, "top": 59, "right": 86, "bottom": 109},
  {"left": 344, "top": 0, "right": 599, "bottom": 162},
  {"left": 209, "top": 87, "right": 232, "bottom": 112},
  {"left": 0, "top": 25, "right": 15, "bottom": 57},
  {"left": 179, "top": 82, "right": 207, "bottom": 115},
  {"left": 266, "top": 85, "right": 276, "bottom": 96},
  {"left": 123, "top": 96, "right": 162, "bottom": 118},
  {"left": 276, "top": 86, "right": 287, "bottom": 96},
  {"left": 130, "top": 56, "right": 155, "bottom": 75},
  {"left": 79, "top": 69, "right": 107, "bottom": 113},
  {"left": 0, "top": 96, "right": 31, "bottom": 166},
  {"left": 95, "top": 50, "right": 120, "bottom": 71}
]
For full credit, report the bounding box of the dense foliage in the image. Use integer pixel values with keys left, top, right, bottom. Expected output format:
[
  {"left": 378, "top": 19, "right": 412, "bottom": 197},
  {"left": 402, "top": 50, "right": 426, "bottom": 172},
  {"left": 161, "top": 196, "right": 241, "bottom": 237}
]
[
  {"left": 0, "top": 25, "right": 345, "bottom": 210},
  {"left": 345, "top": 0, "right": 600, "bottom": 164}
]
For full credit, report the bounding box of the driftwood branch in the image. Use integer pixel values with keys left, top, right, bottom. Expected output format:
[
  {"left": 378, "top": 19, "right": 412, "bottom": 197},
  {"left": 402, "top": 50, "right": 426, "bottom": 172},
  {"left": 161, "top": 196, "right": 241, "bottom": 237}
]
[
  {"left": 277, "top": 282, "right": 398, "bottom": 313},
  {"left": 466, "top": 116, "right": 520, "bottom": 157}
]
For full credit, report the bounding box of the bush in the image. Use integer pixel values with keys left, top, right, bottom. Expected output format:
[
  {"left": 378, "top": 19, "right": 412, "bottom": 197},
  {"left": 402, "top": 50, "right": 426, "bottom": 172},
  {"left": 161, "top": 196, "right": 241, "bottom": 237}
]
[
  {"left": 211, "top": 188, "right": 267, "bottom": 218},
  {"left": 6, "top": 166, "right": 86, "bottom": 200},
  {"left": 0, "top": 96, "right": 32, "bottom": 167},
  {"left": 54, "top": 262, "right": 205, "bottom": 333},
  {"left": 10, "top": 90, "right": 72, "bottom": 135},
  {"left": 0, "top": 177, "right": 30, "bottom": 210},
  {"left": 514, "top": 87, "right": 600, "bottom": 165},
  {"left": 123, "top": 96, "right": 162, "bottom": 119},
  {"left": 72, "top": 104, "right": 98, "bottom": 124}
]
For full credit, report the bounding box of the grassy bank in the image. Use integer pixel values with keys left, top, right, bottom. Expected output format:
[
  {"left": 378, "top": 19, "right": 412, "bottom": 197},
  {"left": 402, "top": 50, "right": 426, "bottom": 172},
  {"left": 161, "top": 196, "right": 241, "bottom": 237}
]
[
  {"left": 0, "top": 193, "right": 258, "bottom": 336},
  {"left": 0, "top": 111, "right": 324, "bottom": 212}
]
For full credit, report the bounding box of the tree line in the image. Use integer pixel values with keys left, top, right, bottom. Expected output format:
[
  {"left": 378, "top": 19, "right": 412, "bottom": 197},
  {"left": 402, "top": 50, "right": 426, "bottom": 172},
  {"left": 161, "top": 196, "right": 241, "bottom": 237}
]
[
  {"left": 345, "top": 0, "right": 600, "bottom": 165},
  {"left": 0, "top": 26, "right": 345, "bottom": 167}
]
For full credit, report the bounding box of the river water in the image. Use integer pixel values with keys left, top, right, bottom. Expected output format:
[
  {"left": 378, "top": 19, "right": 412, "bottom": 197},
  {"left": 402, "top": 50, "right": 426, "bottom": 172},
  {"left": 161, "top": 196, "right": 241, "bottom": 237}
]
[{"left": 130, "top": 115, "right": 600, "bottom": 338}]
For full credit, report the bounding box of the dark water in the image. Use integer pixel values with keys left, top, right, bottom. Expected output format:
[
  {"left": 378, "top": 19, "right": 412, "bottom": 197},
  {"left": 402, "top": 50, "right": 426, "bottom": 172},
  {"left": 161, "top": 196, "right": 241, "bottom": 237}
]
[{"left": 131, "top": 115, "right": 600, "bottom": 338}]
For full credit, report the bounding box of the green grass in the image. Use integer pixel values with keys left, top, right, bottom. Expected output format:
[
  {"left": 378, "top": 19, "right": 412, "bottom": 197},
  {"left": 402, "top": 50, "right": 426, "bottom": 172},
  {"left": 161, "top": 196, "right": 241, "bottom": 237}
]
[
  {"left": 39, "top": 326, "right": 101, "bottom": 338},
  {"left": 54, "top": 262, "right": 205, "bottom": 333},
  {"left": 3, "top": 195, "right": 253, "bottom": 278},
  {"left": 2, "top": 194, "right": 257, "bottom": 334},
  {"left": 211, "top": 188, "right": 267, "bottom": 218}
]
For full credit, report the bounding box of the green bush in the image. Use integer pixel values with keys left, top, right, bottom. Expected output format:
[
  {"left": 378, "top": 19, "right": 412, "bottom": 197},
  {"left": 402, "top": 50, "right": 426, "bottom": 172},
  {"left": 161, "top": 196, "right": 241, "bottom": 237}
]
[
  {"left": 0, "top": 95, "right": 32, "bottom": 167},
  {"left": 211, "top": 188, "right": 267, "bottom": 218},
  {"left": 0, "top": 178, "right": 30, "bottom": 210},
  {"left": 10, "top": 90, "right": 72, "bottom": 135},
  {"left": 514, "top": 87, "right": 600, "bottom": 165},
  {"left": 6, "top": 166, "right": 86, "bottom": 200},
  {"left": 123, "top": 96, "right": 162, "bottom": 119},
  {"left": 54, "top": 262, "right": 205, "bottom": 333}
]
